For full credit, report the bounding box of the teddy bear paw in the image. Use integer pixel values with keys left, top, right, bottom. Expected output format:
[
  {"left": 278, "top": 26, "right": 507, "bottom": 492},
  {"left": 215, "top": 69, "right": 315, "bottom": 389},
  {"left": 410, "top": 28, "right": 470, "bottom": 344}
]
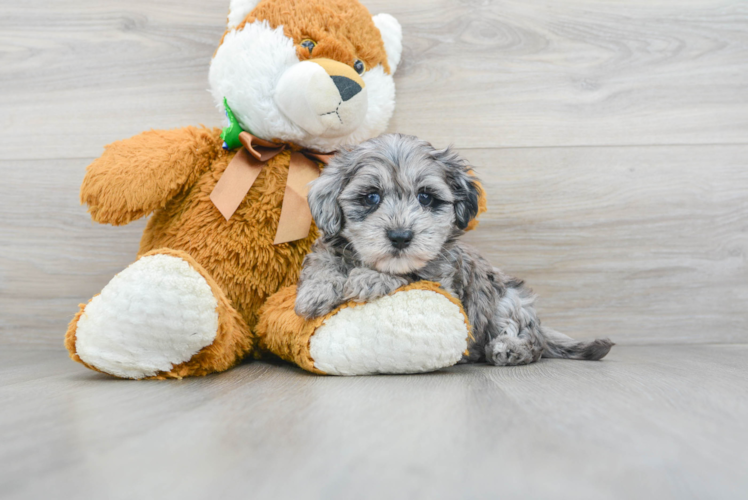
[
  {"left": 309, "top": 288, "right": 470, "bottom": 375},
  {"left": 72, "top": 254, "right": 220, "bottom": 379}
]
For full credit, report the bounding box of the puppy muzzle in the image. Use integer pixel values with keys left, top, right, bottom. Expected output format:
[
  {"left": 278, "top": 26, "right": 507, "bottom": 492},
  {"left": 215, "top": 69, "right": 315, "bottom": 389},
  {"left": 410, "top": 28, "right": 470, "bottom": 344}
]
[{"left": 274, "top": 58, "right": 368, "bottom": 138}]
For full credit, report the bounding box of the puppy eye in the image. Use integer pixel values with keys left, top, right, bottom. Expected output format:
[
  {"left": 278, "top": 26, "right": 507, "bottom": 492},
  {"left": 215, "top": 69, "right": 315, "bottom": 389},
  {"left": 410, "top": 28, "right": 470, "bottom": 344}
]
[
  {"left": 364, "top": 192, "right": 381, "bottom": 206},
  {"left": 353, "top": 59, "right": 365, "bottom": 75},
  {"left": 301, "top": 39, "right": 317, "bottom": 54},
  {"left": 418, "top": 192, "right": 435, "bottom": 207}
]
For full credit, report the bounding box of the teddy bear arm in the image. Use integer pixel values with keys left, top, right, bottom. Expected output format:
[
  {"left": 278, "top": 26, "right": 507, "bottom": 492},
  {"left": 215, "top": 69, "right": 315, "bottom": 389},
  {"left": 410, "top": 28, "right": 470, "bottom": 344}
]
[{"left": 80, "top": 126, "right": 222, "bottom": 225}]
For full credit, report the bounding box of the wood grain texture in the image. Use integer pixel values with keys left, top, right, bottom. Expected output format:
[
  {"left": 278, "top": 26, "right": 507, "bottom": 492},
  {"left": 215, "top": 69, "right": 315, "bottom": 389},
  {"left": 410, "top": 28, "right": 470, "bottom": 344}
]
[
  {"left": 2, "top": 0, "right": 748, "bottom": 160},
  {"left": 3, "top": 144, "right": 746, "bottom": 347},
  {"left": 0, "top": 158, "right": 146, "bottom": 347},
  {"left": 1, "top": 345, "right": 747, "bottom": 499},
  {"left": 385, "top": 0, "right": 748, "bottom": 148},
  {"left": 461, "top": 145, "right": 748, "bottom": 344}
]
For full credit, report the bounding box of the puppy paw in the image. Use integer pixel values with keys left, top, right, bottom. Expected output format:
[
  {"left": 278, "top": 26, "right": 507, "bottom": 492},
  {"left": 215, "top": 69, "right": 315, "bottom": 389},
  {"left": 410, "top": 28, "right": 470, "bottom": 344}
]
[
  {"left": 486, "top": 336, "right": 540, "bottom": 366},
  {"left": 295, "top": 280, "right": 345, "bottom": 319},
  {"left": 343, "top": 268, "right": 409, "bottom": 303}
]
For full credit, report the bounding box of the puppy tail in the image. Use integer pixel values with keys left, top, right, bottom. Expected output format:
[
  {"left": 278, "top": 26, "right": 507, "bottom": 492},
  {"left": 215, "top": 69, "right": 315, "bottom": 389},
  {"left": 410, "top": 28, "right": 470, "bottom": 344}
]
[{"left": 540, "top": 327, "right": 614, "bottom": 361}]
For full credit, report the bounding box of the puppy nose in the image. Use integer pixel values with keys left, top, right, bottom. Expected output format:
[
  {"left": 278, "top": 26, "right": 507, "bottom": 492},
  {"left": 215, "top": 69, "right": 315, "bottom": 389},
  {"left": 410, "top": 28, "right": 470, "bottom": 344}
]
[
  {"left": 331, "top": 76, "right": 362, "bottom": 102},
  {"left": 387, "top": 229, "right": 414, "bottom": 249}
]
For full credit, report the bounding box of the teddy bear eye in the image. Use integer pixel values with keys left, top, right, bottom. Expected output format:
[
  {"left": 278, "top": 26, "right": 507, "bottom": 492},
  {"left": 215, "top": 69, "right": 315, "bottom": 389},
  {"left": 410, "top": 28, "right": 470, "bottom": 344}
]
[
  {"left": 300, "top": 39, "right": 316, "bottom": 54},
  {"left": 353, "top": 59, "right": 365, "bottom": 75}
]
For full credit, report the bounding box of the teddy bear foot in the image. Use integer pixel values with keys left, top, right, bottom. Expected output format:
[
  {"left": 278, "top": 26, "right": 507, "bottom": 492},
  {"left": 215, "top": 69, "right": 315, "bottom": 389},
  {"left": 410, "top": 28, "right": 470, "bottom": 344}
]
[
  {"left": 257, "top": 282, "right": 471, "bottom": 376},
  {"left": 65, "top": 249, "right": 253, "bottom": 379}
]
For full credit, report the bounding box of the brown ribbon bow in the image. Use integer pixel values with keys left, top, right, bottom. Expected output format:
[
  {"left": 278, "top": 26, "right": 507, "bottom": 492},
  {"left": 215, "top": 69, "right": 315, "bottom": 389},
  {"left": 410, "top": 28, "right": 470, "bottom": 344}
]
[{"left": 210, "top": 132, "right": 334, "bottom": 245}]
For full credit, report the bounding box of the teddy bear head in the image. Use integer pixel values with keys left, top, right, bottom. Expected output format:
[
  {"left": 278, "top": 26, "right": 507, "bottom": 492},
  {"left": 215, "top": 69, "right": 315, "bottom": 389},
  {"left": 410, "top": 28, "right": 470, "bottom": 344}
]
[{"left": 209, "top": 0, "right": 403, "bottom": 152}]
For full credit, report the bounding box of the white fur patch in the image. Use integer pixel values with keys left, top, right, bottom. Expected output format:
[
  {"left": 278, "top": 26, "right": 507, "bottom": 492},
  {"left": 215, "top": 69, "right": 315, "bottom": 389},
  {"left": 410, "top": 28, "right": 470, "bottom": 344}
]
[
  {"left": 75, "top": 255, "right": 219, "bottom": 379},
  {"left": 209, "top": 21, "right": 397, "bottom": 152},
  {"left": 274, "top": 60, "right": 368, "bottom": 137},
  {"left": 226, "top": 0, "right": 260, "bottom": 30},
  {"left": 373, "top": 13, "right": 403, "bottom": 73},
  {"left": 309, "top": 290, "right": 468, "bottom": 376},
  {"left": 210, "top": 22, "right": 305, "bottom": 144},
  {"left": 347, "top": 65, "right": 396, "bottom": 145}
]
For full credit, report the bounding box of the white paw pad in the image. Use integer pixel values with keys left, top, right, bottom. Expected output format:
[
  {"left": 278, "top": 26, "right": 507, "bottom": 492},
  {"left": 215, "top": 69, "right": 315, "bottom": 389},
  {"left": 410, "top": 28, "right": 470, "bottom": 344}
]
[
  {"left": 309, "top": 290, "right": 469, "bottom": 376},
  {"left": 75, "top": 254, "right": 219, "bottom": 379}
]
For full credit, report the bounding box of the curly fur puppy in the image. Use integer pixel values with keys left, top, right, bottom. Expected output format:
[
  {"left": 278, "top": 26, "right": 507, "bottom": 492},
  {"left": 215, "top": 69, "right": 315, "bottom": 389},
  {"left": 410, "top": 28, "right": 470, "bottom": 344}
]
[{"left": 295, "top": 134, "right": 614, "bottom": 365}]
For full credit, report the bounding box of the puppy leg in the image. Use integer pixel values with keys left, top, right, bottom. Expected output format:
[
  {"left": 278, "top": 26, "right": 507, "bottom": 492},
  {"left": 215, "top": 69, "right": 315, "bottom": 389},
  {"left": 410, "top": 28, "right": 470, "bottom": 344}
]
[
  {"left": 295, "top": 277, "right": 346, "bottom": 319},
  {"left": 343, "top": 268, "right": 409, "bottom": 303},
  {"left": 486, "top": 328, "right": 545, "bottom": 366},
  {"left": 295, "top": 249, "right": 347, "bottom": 319},
  {"left": 485, "top": 285, "right": 545, "bottom": 366}
]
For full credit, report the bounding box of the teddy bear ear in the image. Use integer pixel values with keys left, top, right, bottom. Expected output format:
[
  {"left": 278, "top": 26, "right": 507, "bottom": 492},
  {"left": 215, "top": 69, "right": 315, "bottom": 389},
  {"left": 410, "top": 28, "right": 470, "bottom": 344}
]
[
  {"left": 226, "top": 0, "right": 261, "bottom": 30},
  {"left": 372, "top": 13, "right": 403, "bottom": 74}
]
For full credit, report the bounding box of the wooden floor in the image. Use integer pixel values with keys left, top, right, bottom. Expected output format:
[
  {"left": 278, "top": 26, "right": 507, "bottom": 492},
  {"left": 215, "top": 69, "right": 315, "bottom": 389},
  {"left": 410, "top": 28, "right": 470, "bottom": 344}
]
[
  {"left": 1, "top": 345, "right": 747, "bottom": 499},
  {"left": 1, "top": 0, "right": 747, "bottom": 497}
]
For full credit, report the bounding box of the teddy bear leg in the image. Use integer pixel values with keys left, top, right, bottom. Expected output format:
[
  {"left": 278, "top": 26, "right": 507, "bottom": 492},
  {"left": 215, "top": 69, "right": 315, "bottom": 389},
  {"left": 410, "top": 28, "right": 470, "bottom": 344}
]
[
  {"left": 257, "top": 282, "right": 471, "bottom": 376},
  {"left": 65, "top": 249, "right": 253, "bottom": 379}
]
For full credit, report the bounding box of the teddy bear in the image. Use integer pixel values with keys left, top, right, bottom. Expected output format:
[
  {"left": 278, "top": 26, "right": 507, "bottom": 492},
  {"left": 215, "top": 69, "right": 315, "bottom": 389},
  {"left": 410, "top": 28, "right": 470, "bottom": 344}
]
[{"left": 65, "top": 0, "right": 486, "bottom": 379}]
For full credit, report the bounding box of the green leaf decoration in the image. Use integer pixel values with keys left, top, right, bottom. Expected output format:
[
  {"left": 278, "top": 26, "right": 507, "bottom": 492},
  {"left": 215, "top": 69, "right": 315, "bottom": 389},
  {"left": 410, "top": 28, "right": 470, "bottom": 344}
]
[{"left": 220, "top": 97, "right": 244, "bottom": 150}]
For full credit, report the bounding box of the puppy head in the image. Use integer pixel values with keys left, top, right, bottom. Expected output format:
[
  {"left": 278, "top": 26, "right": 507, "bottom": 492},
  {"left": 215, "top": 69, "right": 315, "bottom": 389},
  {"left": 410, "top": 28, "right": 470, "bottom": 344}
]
[
  {"left": 209, "top": 0, "right": 402, "bottom": 152},
  {"left": 309, "top": 134, "right": 481, "bottom": 274}
]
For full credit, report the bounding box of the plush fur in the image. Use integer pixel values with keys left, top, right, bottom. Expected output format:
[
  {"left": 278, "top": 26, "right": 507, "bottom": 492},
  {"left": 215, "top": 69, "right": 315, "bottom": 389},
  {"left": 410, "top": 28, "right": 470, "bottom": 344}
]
[
  {"left": 372, "top": 14, "right": 402, "bottom": 72},
  {"left": 211, "top": 0, "right": 402, "bottom": 152},
  {"left": 227, "top": 0, "right": 261, "bottom": 30},
  {"left": 68, "top": 0, "right": 408, "bottom": 379},
  {"left": 296, "top": 134, "right": 615, "bottom": 365},
  {"left": 82, "top": 127, "right": 316, "bottom": 332},
  {"left": 66, "top": 249, "right": 252, "bottom": 379},
  {"left": 309, "top": 287, "right": 468, "bottom": 375},
  {"left": 224, "top": 0, "right": 392, "bottom": 73},
  {"left": 74, "top": 253, "right": 220, "bottom": 379},
  {"left": 257, "top": 281, "right": 471, "bottom": 375}
]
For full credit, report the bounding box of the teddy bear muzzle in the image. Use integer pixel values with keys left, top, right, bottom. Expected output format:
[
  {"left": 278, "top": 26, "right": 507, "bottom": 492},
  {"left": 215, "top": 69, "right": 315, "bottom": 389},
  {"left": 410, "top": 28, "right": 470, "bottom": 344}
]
[{"left": 274, "top": 58, "right": 368, "bottom": 139}]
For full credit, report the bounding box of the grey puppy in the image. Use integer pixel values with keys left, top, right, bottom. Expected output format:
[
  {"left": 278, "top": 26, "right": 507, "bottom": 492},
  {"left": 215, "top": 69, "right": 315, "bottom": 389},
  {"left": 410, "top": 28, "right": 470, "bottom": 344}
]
[{"left": 295, "top": 134, "right": 613, "bottom": 365}]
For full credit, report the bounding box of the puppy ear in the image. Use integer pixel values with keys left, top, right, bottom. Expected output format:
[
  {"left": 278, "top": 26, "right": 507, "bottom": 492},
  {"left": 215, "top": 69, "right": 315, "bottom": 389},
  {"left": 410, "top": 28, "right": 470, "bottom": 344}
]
[
  {"left": 372, "top": 13, "right": 403, "bottom": 73},
  {"left": 432, "top": 147, "right": 481, "bottom": 230},
  {"left": 308, "top": 163, "right": 347, "bottom": 238}
]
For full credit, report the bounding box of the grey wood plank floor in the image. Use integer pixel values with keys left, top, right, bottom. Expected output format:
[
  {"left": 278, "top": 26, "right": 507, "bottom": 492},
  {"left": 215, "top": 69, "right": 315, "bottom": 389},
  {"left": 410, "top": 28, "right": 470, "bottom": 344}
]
[
  {"left": 1, "top": 345, "right": 747, "bottom": 500},
  {"left": 1, "top": 0, "right": 747, "bottom": 497}
]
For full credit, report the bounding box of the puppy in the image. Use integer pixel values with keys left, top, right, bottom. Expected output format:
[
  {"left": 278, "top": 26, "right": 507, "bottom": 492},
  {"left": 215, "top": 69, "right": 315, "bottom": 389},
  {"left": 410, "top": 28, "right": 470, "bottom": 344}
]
[{"left": 295, "top": 134, "right": 613, "bottom": 365}]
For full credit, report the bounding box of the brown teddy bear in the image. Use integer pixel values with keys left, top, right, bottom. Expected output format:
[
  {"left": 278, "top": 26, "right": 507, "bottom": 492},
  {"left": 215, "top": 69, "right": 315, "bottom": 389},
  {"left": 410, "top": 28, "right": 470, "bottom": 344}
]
[{"left": 65, "top": 0, "right": 485, "bottom": 379}]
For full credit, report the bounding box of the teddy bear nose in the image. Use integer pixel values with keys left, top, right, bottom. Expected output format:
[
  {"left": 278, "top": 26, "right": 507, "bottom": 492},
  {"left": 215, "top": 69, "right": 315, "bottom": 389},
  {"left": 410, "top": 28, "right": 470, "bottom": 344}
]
[
  {"left": 331, "top": 76, "right": 363, "bottom": 102},
  {"left": 387, "top": 229, "right": 414, "bottom": 249}
]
